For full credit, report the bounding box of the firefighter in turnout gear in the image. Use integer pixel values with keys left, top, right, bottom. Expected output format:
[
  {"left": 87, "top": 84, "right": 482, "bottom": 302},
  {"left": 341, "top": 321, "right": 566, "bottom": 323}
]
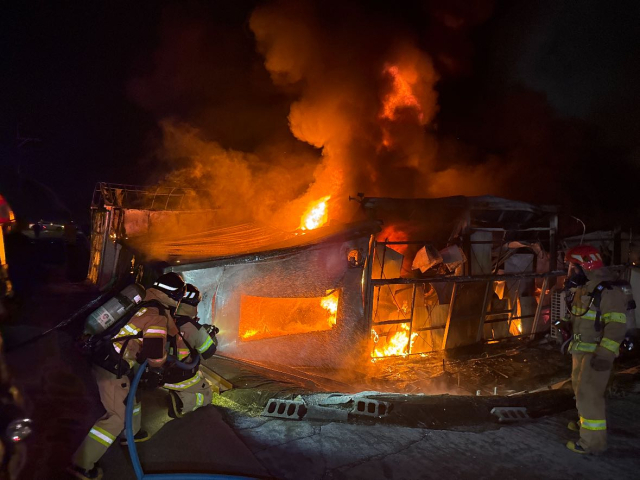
[
  {"left": 562, "top": 245, "right": 631, "bottom": 455},
  {"left": 69, "top": 273, "right": 186, "bottom": 480},
  {"left": 165, "top": 283, "right": 218, "bottom": 419}
]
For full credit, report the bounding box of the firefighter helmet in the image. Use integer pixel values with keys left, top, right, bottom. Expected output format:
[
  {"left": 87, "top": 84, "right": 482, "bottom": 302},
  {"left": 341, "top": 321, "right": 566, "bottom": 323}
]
[
  {"left": 182, "top": 284, "right": 202, "bottom": 307},
  {"left": 152, "top": 272, "right": 186, "bottom": 301},
  {"left": 565, "top": 245, "right": 604, "bottom": 271}
]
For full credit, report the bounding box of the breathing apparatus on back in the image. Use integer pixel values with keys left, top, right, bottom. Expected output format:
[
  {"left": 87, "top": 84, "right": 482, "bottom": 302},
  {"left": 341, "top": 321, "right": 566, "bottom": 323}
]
[
  {"left": 561, "top": 244, "right": 637, "bottom": 353},
  {"left": 79, "top": 273, "right": 191, "bottom": 380}
]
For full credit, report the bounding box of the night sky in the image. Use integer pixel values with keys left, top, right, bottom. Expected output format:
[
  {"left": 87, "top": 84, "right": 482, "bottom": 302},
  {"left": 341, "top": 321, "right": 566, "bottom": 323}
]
[{"left": 1, "top": 1, "right": 639, "bottom": 226}]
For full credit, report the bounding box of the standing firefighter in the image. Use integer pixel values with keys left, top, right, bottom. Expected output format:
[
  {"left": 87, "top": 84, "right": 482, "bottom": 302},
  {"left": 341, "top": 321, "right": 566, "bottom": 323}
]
[
  {"left": 562, "top": 245, "right": 631, "bottom": 455},
  {"left": 165, "top": 283, "right": 218, "bottom": 418},
  {"left": 69, "top": 273, "right": 186, "bottom": 480}
]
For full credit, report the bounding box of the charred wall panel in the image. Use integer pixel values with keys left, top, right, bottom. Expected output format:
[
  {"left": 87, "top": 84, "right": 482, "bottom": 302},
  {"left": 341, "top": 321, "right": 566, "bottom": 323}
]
[{"left": 443, "top": 281, "right": 489, "bottom": 350}]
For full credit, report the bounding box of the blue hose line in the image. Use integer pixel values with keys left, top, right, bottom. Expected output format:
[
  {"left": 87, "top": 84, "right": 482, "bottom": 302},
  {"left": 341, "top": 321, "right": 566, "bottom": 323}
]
[
  {"left": 126, "top": 359, "right": 147, "bottom": 480},
  {"left": 167, "top": 352, "right": 201, "bottom": 370},
  {"left": 124, "top": 359, "right": 258, "bottom": 480}
]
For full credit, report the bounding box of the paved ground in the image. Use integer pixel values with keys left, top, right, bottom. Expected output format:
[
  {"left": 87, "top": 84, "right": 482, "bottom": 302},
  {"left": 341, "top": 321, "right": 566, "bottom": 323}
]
[
  {"left": 3, "top": 274, "right": 640, "bottom": 479},
  {"left": 221, "top": 394, "right": 640, "bottom": 480}
]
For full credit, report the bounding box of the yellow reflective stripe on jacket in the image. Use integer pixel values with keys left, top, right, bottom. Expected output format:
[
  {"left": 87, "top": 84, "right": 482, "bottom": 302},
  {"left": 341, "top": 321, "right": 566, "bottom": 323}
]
[
  {"left": 163, "top": 372, "right": 202, "bottom": 391},
  {"left": 195, "top": 393, "right": 204, "bottom": 409},
  {"left": 197, "top": 335, "right": 214, "bottom": 353},
  {"left": 88, "top": 426, "right": 116, "bottom": 447},
  {"left": 124, "top": 324, "right": 141, "bottom": 335},
  {"left": 570, "top": 340, "right": 597, "bottom": 353},
  {"left": 579, "top": 416, "right": 606, "bottom": 431},
  {"left": 178, "top": 348, "right": 190, "bottom": 360},
  {"left": 133, "top": 404, "right": 141, "bottom": 416},
  {"left": 571, "top": 306, "right": 597, "bottom": 320},
  {"left": 600, "top": 337, "right": 621, "bottom": 355},
  {"left": 113, "top": 324, "right": 142, "bottom": 352},
  {"left": 144, "top": 326, "right": 167, "bottom": 338},
  {"left": 602, "top": 312, "right": 627, "bottom": 324},
  {"left": 114, "top": 324, "right": 141, "bottom": 338}
]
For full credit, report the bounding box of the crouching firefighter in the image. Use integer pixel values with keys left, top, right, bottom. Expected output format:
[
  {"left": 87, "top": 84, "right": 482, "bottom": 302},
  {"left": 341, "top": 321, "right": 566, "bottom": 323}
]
[
  {"left": 68, "top": 273, "right": 186, "bottom": 480},
  {"left": 561, "top": 245, "right": 634, "bottom": 455},
  {"left": 164, "top": 283, "right": 218, "bottom": 419}
]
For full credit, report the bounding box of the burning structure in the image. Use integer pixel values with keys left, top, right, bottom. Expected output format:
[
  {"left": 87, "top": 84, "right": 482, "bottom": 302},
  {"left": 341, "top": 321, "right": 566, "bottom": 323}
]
[{"left": 90, "top": 183, "right": 564, "bottom": 369}]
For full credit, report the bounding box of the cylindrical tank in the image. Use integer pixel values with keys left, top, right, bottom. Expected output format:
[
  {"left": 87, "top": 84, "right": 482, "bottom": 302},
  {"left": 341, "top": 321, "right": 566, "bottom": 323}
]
[{"left": 84, "top": 284, "right": 146, "bottom": 335}]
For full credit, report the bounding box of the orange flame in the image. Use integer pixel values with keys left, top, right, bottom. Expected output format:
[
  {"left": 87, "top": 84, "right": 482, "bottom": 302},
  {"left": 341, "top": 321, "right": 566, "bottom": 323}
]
[
  {"left": 509, "top": 320, "right": 523, "bottom": 337},
  {"left": 300, "top": 196, "right": 331, "bottom": 230},
  {"left": 321, "top": 290, "right": 339, "bottom": 326},
  {"left": 380, "top": 65, "right": 424, "bottom": 123},
  {"left": 371, "top": 323, "right": 418, "bottom": 357},
  {"left": 241, "top": 329, "right": 259, "bottom": 339}
]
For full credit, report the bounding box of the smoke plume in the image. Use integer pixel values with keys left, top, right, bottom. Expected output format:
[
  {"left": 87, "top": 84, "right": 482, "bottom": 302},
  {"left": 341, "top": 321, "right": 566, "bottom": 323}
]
[{"left": 129, "top": 0, "right": 636, "bottom": 231}]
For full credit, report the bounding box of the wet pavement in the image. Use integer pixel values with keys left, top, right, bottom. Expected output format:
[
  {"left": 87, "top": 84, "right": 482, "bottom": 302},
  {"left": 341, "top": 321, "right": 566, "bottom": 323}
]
[{"left": 2, "top": 273, "right": 640, "bottom": 479}]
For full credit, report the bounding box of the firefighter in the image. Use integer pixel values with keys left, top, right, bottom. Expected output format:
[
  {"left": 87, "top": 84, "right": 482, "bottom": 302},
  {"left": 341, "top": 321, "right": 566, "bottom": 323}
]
[
  {"left": 562, "top": 245, "right": 630, "bottom": 455},
  {"left": 164, "top": 283, "right": 218, "bottom": 418},
  {"left": 68, "top": 272, "right": 186, "bottom": 480}
]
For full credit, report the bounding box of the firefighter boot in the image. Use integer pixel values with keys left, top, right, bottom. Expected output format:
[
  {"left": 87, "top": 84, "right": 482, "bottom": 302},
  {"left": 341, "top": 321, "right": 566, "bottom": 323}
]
[
  {"left": 119, "top": 430, "right": 150, "bottom": 446},
  {"left": 566, "top": 440, "right": 588, "bottom": 455},
  {"left": 168, "top": 390, "right": 184, "bottom": 419},
  {"left": 67, "top": 464, "right": 104, "bottom": 480},
  {"left": 567, "top": 420, "right": 580, "bottom": 432}
]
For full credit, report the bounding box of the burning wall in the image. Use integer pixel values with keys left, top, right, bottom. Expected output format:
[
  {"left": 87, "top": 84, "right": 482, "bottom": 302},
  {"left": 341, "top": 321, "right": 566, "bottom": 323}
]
[{"left": 180, "top": 236, "right": 371, "bottom": 368}]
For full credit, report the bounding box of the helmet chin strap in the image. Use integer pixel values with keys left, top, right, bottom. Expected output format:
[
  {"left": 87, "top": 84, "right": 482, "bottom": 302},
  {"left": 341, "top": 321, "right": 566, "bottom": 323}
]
[{"left": 564, "top": 264, "right": 588, "bottom": 291}]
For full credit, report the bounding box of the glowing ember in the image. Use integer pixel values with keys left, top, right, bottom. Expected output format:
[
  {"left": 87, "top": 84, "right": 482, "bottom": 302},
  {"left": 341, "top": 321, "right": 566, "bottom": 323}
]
[
  {"left": 371, "top": 323, "right": 418, "bottom": 358},
  {"left": 380, "top": 65, "right": 424, "bottom": 123},
  {"left": 300, "top": 196, "right": 331, "bottom": 231},
  {"left": 321, "top": 290, "right": 339, "bottom": 326}
]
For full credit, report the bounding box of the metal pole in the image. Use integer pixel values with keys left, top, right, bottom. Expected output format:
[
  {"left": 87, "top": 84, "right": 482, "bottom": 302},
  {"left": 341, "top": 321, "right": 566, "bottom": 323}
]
[
  {"left": 364, "top": 236, "right": 376, "bottom": 352},
  {"left": 529, "top": 277, "right": 549, "bottom": 339},
  {"left": 407, "top": 284, "right": 417, "bottom": 354},
  {"left": 441, "top": 283, "right": 457, "bottom": 350},
  {"left": 476, "top": 281, "right": 492, "bottom": 343}
]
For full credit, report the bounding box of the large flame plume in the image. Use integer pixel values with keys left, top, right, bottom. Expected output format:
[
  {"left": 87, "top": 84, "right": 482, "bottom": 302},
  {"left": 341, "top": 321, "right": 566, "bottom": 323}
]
[
  {"left": 299, "top": 196, "right": 331, "bottom": 230},
  {"left": 133, "top": 0, "right": 576, "bottom": 232},
  {"left": 380, "top": 65, "right": 425, "bottom": 124}
]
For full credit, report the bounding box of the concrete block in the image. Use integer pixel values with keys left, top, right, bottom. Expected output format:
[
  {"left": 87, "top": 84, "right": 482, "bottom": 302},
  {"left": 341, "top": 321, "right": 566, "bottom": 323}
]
[
  {"left": 351, "top": 398, "right": 393, "bottom": 418},
  {"left": 490, "top": 406, "right": 530, "bottom": 423},
  {"left": 262, "top": 398, "right": 308, "bottom": 420}
]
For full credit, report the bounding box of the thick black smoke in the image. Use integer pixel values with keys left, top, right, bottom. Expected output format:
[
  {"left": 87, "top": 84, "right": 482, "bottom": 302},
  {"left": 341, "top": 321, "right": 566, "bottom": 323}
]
[{"left": 129, "top": 0, "right": 640, "bottom": 230}]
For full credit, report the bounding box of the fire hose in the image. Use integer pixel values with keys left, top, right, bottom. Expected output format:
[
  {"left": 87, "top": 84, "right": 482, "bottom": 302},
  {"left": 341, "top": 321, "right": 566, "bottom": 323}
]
[
  {"left": 125, "top": 359, "right": 257, "bottom": 480},
  {"left": 5, "top": 279, "right": 125, "bottom": 353}
]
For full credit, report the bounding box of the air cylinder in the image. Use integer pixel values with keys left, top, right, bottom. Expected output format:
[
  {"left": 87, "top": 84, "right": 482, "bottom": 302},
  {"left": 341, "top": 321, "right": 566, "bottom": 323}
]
[{"left": 84, "top": 284, "right": 146, "bottom": 335}]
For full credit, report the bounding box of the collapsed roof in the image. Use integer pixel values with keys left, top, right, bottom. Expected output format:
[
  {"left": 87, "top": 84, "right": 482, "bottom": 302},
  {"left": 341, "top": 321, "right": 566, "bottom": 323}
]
[{"left": 125, "top": 220, "right": 381, "bottom": 270}]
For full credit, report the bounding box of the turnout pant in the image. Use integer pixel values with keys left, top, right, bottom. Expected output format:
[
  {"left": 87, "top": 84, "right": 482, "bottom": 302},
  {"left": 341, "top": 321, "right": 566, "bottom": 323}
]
[
  {"left": 571, "top": 353, "right": 612, "bottom": 453},
  {"left": 72, "top": 366, "right": 141, "bottom": 470},
  {"left": 163, "top": 370, "right": 212, "bottom": 413}
]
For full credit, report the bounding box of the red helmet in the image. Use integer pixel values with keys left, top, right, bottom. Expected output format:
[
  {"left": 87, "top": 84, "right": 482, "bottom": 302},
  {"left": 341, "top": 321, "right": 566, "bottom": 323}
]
[{"left": 565, "top": 245, "right": 604, "bottom": 271}]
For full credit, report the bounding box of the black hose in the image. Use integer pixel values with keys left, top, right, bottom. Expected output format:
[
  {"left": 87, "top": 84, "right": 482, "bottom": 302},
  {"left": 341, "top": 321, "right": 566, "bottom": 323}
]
[
  {"left": 165, "top": 353, "right": 201, "bottom": 370},
  {"left": 5, "top": 278, "right": 128, "bottom": 353}
]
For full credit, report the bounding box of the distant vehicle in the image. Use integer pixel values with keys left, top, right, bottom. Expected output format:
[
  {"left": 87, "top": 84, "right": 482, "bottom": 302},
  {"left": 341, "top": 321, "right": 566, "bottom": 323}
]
[{"left": 23, "top": 220, "right": 67, "bottom": 240}]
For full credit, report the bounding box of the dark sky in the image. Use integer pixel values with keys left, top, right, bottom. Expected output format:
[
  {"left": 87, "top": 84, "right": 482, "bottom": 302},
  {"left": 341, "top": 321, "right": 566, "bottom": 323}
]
[{"left": 1, "top": 1, "right": 638, "bottom": 224}]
